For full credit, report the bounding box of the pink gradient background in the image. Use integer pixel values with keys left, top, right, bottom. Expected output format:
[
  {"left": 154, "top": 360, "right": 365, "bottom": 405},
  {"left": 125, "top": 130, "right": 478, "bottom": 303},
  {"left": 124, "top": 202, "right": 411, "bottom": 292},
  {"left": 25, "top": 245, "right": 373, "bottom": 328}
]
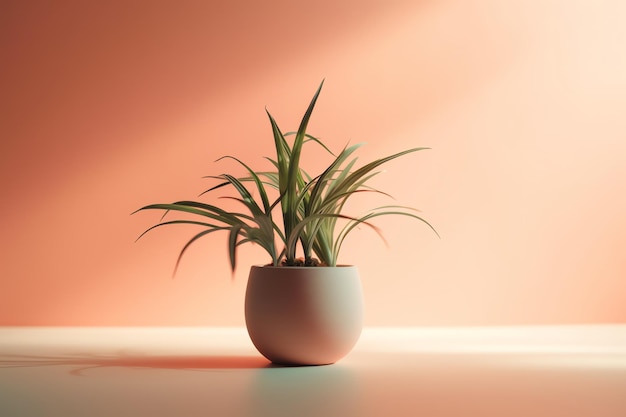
[{"left": 1, "top": 0, "right": 625, "bottom": 326}]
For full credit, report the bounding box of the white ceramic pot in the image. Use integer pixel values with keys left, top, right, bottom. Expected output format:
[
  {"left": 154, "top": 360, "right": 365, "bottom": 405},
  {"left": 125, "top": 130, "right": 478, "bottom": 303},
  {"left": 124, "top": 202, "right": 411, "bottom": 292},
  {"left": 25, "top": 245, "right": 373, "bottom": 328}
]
[{"left": 245, "top": 265, "right": 364, "bottom": 366}]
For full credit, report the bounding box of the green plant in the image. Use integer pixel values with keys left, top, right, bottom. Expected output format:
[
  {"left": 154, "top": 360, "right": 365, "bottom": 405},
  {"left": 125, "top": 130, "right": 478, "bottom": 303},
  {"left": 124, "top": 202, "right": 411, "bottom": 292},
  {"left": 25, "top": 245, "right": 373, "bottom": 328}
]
[{"left": 134, "top": 81, "right": 437, "bottom": 272}]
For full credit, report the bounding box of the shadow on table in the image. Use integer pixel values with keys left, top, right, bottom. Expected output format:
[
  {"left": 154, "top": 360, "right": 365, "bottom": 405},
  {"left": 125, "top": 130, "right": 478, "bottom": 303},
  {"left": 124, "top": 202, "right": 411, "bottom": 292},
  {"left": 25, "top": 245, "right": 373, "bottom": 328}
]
[{"left": 0, "top": 353, "right": 271, "bottom": 375}]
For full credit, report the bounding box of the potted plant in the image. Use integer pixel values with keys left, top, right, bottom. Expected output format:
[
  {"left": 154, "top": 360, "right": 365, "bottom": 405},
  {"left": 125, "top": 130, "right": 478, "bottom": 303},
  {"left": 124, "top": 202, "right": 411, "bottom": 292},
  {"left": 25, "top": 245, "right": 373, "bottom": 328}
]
[{"left": 135, "top": 81, "right": 437, "bottom": 365}]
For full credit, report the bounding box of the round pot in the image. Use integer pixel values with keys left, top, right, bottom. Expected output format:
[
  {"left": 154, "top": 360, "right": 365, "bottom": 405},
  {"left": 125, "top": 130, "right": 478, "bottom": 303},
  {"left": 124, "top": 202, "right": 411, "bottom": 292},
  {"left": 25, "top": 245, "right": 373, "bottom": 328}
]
[{"left": 244, "top": 265, "right": 363, "bottom": 366}]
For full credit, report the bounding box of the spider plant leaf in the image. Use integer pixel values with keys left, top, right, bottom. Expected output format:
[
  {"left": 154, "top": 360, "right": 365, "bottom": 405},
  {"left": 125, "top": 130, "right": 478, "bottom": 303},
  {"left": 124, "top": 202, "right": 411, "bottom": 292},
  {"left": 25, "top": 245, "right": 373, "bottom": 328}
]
[
  {"left": 173, "top": 226, "right": 232, "bottom": 276},
  {"left": 265, "top": 110, "right": 290, "bottom": 195},
  {"left": 333, "top": 207, "right": 439, "bottom": 265},
  {"left": 199, "top": 176, "right": 231, "bottom": 196},
  {"left": 221, "top": 174, "right": 265, "bottom": 216},
  {"left": 308, "top": 143, "right": 363, "bottom": 214},
  {"left": 135, "top": 220, "right": 222, "bottom": 242},
  {"left": 331, "top": 147, "right": 430, "bottom": 199},
  {"left": 284, "top": 131, "right": 336, "bottom": 157},
  {"left": 217, "top": 156, "right": 272, "bottom": 214},
  {"left": 324, "top": 156, "right": 359, "bottom": 197},
  {"left": 280, "top": 81, "right": 324, "bottom": 261},
  {"left": 264, "top": 157, "right": 279, "bottom": 170},
  {"left": 258, "top": 171, "right": 280, "bottom": 188},
  {"left": 286, "top": 81, "right": 324, "bottom": 205},
  {"left": 134, "top": 203, "right": 235, "bottom": 225},
  {"left": 172, "top": 201, "right": 255, "bottom": 224},
  {"left": 372, "top": 206, "right": 440, "bottom": 238},
  {"left": 228, "top": 225, "right": 242, "bottom": 273},
  {"left": 285, "top": 212, "right": 381, "bottom": 263}
]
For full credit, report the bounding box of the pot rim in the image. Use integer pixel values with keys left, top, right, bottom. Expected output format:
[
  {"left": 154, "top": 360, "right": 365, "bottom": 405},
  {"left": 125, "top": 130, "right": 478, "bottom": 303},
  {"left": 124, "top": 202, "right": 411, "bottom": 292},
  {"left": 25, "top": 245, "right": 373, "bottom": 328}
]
[{"left": 251, "top": 264, "right": 356, "bottom": 269}]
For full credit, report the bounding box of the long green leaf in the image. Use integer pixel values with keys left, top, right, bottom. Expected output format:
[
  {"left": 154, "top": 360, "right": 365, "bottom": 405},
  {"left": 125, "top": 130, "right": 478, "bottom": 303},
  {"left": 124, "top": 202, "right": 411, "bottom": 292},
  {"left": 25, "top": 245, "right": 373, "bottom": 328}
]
[
  {"left": 135, "top": 219, "right": 223, "bottom": 242},
  {"left": 217, "top": 156, "right": 272, "bottom": 214},
  {"left": 228, "top": 225, "right": 242, "bottom": 273},
  {"left": 173, "top": 227, "right": 232, "bottom": 276}
]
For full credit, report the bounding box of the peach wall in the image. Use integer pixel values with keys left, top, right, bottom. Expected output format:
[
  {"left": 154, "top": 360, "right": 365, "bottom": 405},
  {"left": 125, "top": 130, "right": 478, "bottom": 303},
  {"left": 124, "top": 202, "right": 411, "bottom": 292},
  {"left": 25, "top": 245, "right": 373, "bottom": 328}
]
[{"left": 1, "top": 0, "right": 625, "bottom": 326}]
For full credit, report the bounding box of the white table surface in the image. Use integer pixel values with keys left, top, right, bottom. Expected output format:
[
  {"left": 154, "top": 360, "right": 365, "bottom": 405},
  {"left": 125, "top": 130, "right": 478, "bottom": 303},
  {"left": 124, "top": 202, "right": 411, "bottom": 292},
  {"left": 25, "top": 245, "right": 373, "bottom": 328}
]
[{"left": 1, "top": 326, "right": 626, "bottom": 417}]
